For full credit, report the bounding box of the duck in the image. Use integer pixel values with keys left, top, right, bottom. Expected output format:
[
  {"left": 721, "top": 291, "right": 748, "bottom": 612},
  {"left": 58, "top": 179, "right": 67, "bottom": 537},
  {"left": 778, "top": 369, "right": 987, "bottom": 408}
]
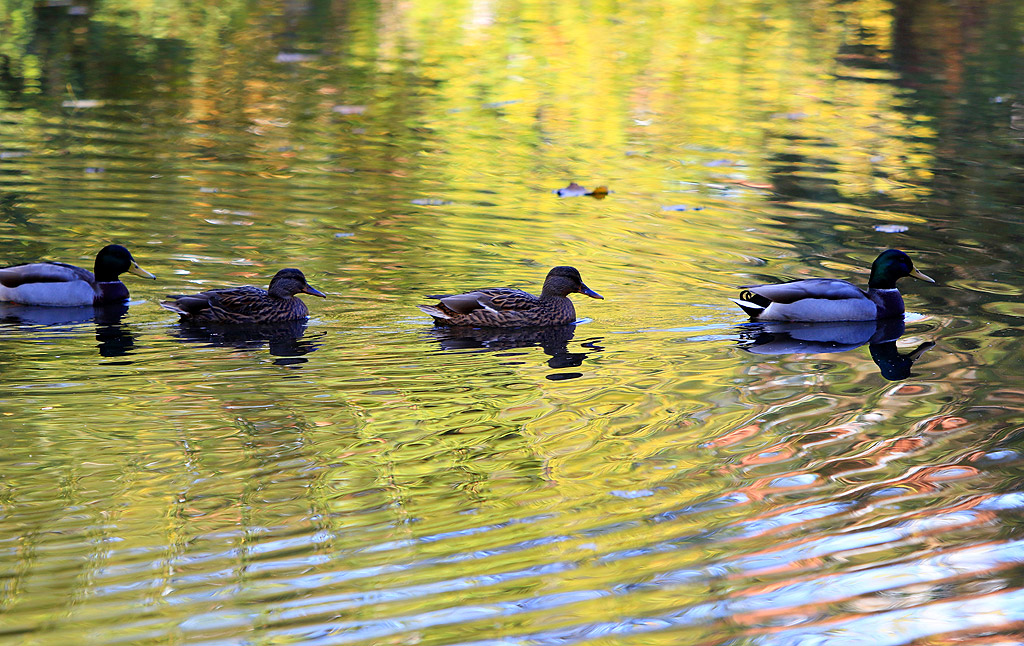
[
  {"left": 0, "top": 244, "right": 155, "bottom": 306},
  {"left": 418, "top": 265, "right": 603, "bottom": 327},
  {"left": 160, "top": 268, "right": 326, "bottom": 324},
  {"left": 731, "top": 249, "right": 934, "bottom": 322}
]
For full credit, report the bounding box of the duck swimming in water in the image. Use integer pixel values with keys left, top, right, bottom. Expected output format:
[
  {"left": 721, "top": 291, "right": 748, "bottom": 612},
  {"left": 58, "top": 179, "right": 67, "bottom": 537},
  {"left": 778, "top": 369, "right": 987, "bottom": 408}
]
[
  {"left": 160, "top": 268, "right": 326, "bottom": 324},
  {"left": 731, "top": 249, "right": 934, "bottom": 322},
  {"left": 0, "top": 244, "right": 155, "bottom": 306},
  {"left": 418, "top": 265, "right": 603, "bottom": 327}
]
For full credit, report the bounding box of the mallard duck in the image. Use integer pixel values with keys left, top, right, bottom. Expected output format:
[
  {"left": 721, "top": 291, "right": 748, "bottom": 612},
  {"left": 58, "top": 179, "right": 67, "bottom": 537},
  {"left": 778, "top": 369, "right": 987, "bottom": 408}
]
[
  {"left": 160, "top": 268, "right": 326, "bottom": 323},
  {"left": 418, "top": 265, "right": 603, "bottom": 327},
  {"left": 0, "top": 244, "right": 155, "bottom": 306},
  {"left": 731, "top": 249, "right": 934, "bottom": 322}
]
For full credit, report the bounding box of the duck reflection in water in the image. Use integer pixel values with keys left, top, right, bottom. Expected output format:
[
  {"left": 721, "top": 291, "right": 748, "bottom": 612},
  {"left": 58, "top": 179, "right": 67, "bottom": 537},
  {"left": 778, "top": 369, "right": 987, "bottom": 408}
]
[
  {"left": 0, "top": 302, "right": 137, "bottom": 358},
  {"left": 738, "top": 317, "right": 934, "bottom": 380},
  {"left": 424, "top": 323, "right": 604, "bottom": 380},
  {"left": 170, "top": 319, "right": 322, "bottom": 366}
]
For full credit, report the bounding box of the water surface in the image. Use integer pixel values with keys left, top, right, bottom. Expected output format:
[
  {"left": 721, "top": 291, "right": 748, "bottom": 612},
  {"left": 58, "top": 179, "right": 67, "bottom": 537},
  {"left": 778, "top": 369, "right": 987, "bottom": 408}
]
[{"left": 1, "top": 1, "right": 1023, "bottom": 644}]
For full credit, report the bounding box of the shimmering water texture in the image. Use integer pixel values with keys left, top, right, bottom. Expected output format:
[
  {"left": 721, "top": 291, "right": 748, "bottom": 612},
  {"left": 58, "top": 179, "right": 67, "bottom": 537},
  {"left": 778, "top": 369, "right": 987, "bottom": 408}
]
[{"left": 1, "top": 1, "right": 1023, "bottom": 645}]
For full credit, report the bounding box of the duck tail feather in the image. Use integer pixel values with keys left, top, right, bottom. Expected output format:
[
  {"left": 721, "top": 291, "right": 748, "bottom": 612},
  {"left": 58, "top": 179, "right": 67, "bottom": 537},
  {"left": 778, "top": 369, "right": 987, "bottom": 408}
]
[
  {"left": 159, "top": 301, "right": 188, "bottom": 316},
  {"left": 417, "top": 304, "right": 451, "bottom": 320},
  {"left": 730, "top": 297, "right": 765, "bottom": 319}
]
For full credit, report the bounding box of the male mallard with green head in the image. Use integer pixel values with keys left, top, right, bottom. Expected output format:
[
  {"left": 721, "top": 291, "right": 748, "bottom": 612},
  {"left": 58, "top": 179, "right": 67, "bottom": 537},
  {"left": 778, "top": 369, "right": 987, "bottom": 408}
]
[
  {"left": 0, "top": 244, "right": 155, "bottom": 306},
  {"left": 160, "top": 268, "right": 326, "bottom": 324},
  {"left": 731, "top": 249, "right": 934, "bottom": 322},
  {"left": 418, "top": 265, "right": 603, "bottom": 327}
]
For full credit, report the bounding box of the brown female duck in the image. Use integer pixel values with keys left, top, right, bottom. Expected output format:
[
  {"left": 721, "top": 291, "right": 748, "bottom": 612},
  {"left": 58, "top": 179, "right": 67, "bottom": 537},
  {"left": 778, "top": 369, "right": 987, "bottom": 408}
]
[
  {"left": 160, "top": 268, "right": 325, "bottom": 323},
  {"left": 418, "top": 265, "right": 603, "bottom": 327}
]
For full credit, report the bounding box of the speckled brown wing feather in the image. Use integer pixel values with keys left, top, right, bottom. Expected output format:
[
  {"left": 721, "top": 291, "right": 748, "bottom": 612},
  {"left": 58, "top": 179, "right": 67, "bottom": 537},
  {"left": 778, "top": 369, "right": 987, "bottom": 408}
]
[
  {"left": 163, "top": 286, "right": 266, "bottom": 316},
  {"left": 420, "top": 287, "right": 576, "bottom": 327},
  {"left": 481, "top": 289, "right": 541, "bottom": 311},
  {"left": 204, "top": 286, "right": 271, "bottom": 315},
  {"left": 438, "top": 288, "right": 540, "bottom": 314},
  {"left": 162, "top": 286, "right": 309, "bottom": 323}
]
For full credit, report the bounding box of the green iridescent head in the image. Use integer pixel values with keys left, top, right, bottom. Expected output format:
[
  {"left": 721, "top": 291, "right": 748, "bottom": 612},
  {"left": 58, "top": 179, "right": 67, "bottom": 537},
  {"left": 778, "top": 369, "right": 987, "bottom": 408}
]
[
  {"left": 94, "top": 245, "right": 155, "bottom": 282},
  {"left": 868, "top": 249, "right": 934, "bottom": 289}
]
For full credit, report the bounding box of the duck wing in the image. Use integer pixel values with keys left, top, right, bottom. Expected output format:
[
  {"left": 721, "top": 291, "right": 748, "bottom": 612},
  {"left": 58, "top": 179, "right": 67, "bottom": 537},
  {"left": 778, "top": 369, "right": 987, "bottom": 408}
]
[
  {"left": 0, "top": 262, "right": 93, "bottom": 288},
  {"left": 435, "top": 288, "right": 539, "bottom": 314},
  {"left": 162, "top": 286, "right": 268, "bottom": 316},
  {"left": 204, "top": 286, "right": 270, "bottom": 314},
  {"left": 744, "top": 279, "right": 867, "bottom": 303}
]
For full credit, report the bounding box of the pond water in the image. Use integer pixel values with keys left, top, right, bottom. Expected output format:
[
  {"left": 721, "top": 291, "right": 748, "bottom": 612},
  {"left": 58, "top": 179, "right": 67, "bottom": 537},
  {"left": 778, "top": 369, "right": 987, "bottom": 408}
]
[{"left": 1, "top": 0, "right": 1023, "bottom": 644}]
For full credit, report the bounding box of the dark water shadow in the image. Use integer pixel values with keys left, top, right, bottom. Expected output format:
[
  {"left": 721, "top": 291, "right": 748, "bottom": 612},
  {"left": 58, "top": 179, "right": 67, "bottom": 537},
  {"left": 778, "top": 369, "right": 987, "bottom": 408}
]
[
  {"left": 0, "top": 302, "right": 138, "bottom": 358},
  {"left": 738, "top": 317, "right": 935, "bottom": 381},
  {"left": 424, "top": 324, "right": 605, "bottom": 380},
  {"left": 169, "top": 320, "right": 322, "bottom": 366}
]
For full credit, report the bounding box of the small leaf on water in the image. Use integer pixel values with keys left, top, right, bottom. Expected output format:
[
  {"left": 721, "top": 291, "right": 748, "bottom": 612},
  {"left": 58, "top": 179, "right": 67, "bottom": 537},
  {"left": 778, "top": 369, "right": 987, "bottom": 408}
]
[{"left": 554, "top": 182, "right": 610, "bottom": 198}]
